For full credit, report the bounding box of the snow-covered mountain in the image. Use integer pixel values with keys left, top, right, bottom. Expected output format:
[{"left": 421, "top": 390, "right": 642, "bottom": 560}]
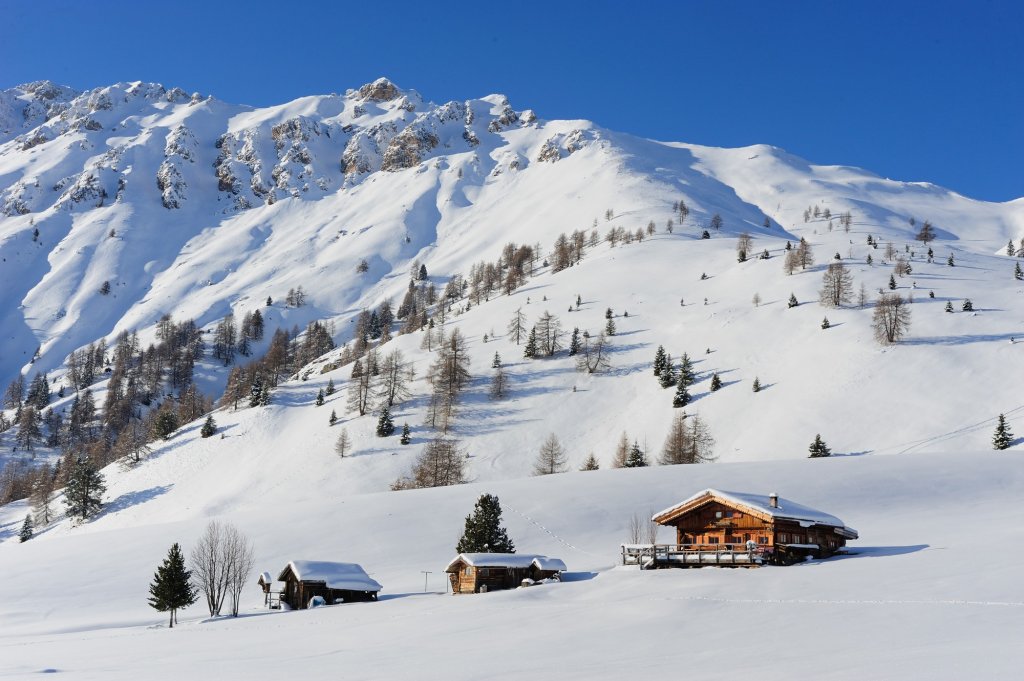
[{"left": 2, "top": 77, "right": 1024, "bottom": 680}]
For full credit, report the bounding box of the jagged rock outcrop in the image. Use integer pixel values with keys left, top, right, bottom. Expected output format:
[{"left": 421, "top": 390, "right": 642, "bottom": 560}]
[{"left": 357, "top": 78, "right": 401, "bottom": 102}]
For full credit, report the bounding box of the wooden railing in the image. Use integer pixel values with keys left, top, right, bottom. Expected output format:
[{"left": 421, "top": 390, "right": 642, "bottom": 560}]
[{"left": 621, "top": 543, "right": 765, "bottom": 568}]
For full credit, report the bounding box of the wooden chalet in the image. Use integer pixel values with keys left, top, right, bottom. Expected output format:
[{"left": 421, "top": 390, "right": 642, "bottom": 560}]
[
  {"left": 446, "top": 553, "right": 566, "bottom": 594},
  {"left": 622, "top": 489, "right": 858, "bottom": 568},
  {"left": 276, "top": 560, "right": 383, "bottom": 609}
]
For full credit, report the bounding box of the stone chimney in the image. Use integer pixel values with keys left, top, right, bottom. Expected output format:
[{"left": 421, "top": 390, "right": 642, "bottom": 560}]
[{"left": 769, "top": 493, "right": 779, "bottom": 508}]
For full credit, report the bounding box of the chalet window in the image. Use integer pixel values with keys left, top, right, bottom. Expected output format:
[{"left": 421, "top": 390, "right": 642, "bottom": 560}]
[
  {"left": 708, "top": 536, "right": 719, "bottom": 544},
  {"left": 479, "top": 568, "right": 490, "bottom": 577},
  {"left": 715, "top": 511, "right": 723, "bottom": 519},
  {"left": 464, "top": 566, "right": 473, "bottom": 576},
  {"left": 779, "top": 533, "right": 788, "bottom": 543},
  {"left": 758, "top": 536, "right": 768, "bottom": 544}
]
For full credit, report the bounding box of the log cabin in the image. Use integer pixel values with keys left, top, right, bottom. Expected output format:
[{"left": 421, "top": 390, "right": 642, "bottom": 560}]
[
  {"left": 624, "top": 489, "right": 858, "bottom": 568},
  {"left": 256, "top": 571, "right": 287, "bottom": 608},
  {"left": 445, "top": 553, "right": 566, "bottom": 594},
  {"left": 276, "top": 560, "right": 383, "bottom": 609}
]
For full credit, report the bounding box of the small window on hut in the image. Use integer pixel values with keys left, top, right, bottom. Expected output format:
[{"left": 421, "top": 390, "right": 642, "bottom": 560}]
[
  {"left": 479, "top": 568, "right": 490, "bottom": 577},
  {"left": 708, "top": 536, "right": 719, "bottom": 544},
  {"left": 758, "top": 536, "right": 768, "bottom": 544},
  {"left": 464, "top": 566, "right": 473, "bottom": 576},
  {"left": 715, "top": 511, "right": 723, "bottom": 519},
  {"left": 779, "top": 533, "right": 788, "bottom": 543}
]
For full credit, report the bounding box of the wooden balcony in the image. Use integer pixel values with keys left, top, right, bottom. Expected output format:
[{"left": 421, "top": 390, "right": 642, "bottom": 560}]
[{"left": 621, "top": 543, "right": 765, "bottom": 569}]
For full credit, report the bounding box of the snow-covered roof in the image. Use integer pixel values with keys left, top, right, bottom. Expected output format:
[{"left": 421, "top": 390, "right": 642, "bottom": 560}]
[
  {"left": 653, "top": 489, "right": 858, "bottom": 538},
  {"left": 278, "top": 560, "right": 382, "bottom": 592},
  {"left": 445, "top": 553, "right": 566, "bottom": 572}
]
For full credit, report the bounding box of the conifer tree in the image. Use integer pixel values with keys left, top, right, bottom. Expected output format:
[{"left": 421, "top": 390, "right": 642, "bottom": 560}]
[
  {"left": 788, "top": 293, "right": 799, "bottom": 308},
  {"left": 335, "top": 428, "right": 351, "bottom": 457},
  {"left": 808, "top": 434, "right": 832, "bottom": 458},
  {"left": 579, "top": 453, "right": 600, "bottom": 471},
  {"left": 491, "top": 352, "right": 502, "bottom": 369},
  {"left": 1015, "top": 262, "right": 1024, "bottom": 281},
  {"left": 888, "top": 274, "right": 897, "bottom": 290},
  {"left": 993, "top": 414, "right": 1013, "bottom": 450},
  {"left": 605, "top": 318, "right": 616, "bottom": 336},
  {"left": 710, "top": 373, "right": 722, "bottom": 391},
  {"left": 678, "top": 353, "right": 696, "bottom": 387},
  {"left": 947, "top": 254, "right": 955, "bottom": 267},
  {"left": 945, "top": 301, "right": 954, "bottom": 313},
  {"left": 821, "top": 317, "right": 830, "bottom": 330},
  {"left": 249, "top": 375, "right": 264, "bottom": 408},
  {"left": 568, "top": 327, "right": 581, "bottom": 356},
  {"left": 653, "top": 345, "right": 666, "bottom": 377},
  {"left": 456, "top": 494, "right": 515, "bottom": 553},
  {"left": 523, "top": 326, "right": 538, "bottom": 358},
  {"left": 376, "top": 407, "right": 395, "bottom": 437},
  {"left": 624, "top": 441, "right": 648, "bottom": 468},
  {"left": 962, "top": 299, "right": 974, "bottom": 312},
  {"left": 400, "top": 422, "right": 411, "bottom": 445},
  {"left": 752, "top": 377, "right": 761, "bottom": 393},
  {"left": 325, "top": 378, "right": 335, "bottom": 396},
  {"left": 63, "top": 458, "right": 106, "bottom": 521},
  {"left": 673, "top": 381, "right": 691, "bottom": 408},
  {"left": 200, "top": 415, "right": 216, "bottom": 438},
  {"left": 19, "top": 514, "right": 33, "bottom": 542},
  {"left": 659, "top": 361, "right": 676, "bottom": 389},
  {"left": 315, "top": 389, "right": 325, "bottom": 406},
  {"left": 148, "top": 543, "right": 197, "bottom": 628}
]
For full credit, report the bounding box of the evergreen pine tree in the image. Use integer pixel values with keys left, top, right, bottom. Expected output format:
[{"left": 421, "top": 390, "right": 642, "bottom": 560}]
[
  {"left": 200, "top": 415, "right": 216, "bottom": 438},
  {"left": 945, "top": 301, "right": 954, "bottom": 313},
  {"left": 63, "top": 458, "right": 106, "bottom": 521},
  {"left": 962, "top": 299, "right": 974, "bottom": 312},
  {"left": 455, "top": 494, "right": 515, "bottom": 553},
  {"left": 710, "top": 373, "right": 722, "bottom": 391},
  {"left": 579, "top": 453, "right": 600, "bottom": 471},
  {"left": 788, "top": 293, "right": 799, "bottom": 308},
  {"left": 249, "top": 375, "right": 264, "bottom": 407},
  {"left": 523, "top": 326, "right": 538, "bottom": 359},
  {"left": 752, "top": 377, "right": 761, "bottom": 393},
  {"left": 491, "top": 352, "right": 502, "bottom": 368},
  {"left": 659, "top": 361, "right": 676, "bottom": 388},
  {"left": 19, "top": 514, "right": 33, "bottom": 542},
  {"left": 568, "top": 327, "right": 581, "bottom": 356},
  {"left": 678, "top": 353, "right": 696, "bottom": 387},
  {"left": 376, "top": 407, "right": 395, "bottom": 437},
  {"left": 605, "top": 307, "right": 613, "bottom": 319},
  {"left": 605, "top": 318, "right": 616, "bottom": 336},
  {"left": 993, "top": 414, "right": 1013, "bottom": 450},
  {"left": 673, "top": 381, "right": 691, "bottom": 408},
  {"left": 821, "top": 317, "right": 830, "bottom": 329},
  {"left": 329, "top": 410, "right": 338, "bottom": 426},
  {"left": 1015, "top": 262, "right": 1024, "bottom": 281},
  {"left": 148, "top": 543, "right": 197, "bottom": 628},
  {"left": 888, "top": 274, "right": 897, "bottom": 290},
  {"left": 315, "top": 389, "right": 325, "bottom": 406},
  {"left": 808, "top": 434, "right": 832, "bottom": 458},
  {"left": 624, "top": 441, "right": 648, "bottom": 468},
  {"left": 325, "top": 378, "right": 336, "bottom": 396},
  {"left": 400, "top": 422, "right": 411, "bottom": 445},
  {"left": 947, "top": 254, "right": 955, "bottom": 266},
  {"left": 653, "top": 345, "right": 666, "bottom": 377}
]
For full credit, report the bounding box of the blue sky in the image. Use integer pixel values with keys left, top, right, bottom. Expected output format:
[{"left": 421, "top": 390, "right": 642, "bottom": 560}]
[{"left": 3, "top": 0, "right": 1021, "bottom": 201}]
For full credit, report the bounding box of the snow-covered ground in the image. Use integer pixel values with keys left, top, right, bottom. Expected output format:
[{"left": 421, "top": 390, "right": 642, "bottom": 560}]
[
  {"left": 1, "top": 451, "right": 1022, "bottom": 679},
  {"left": 2, "top": 77, "right": 1023, "bottom": 679}
]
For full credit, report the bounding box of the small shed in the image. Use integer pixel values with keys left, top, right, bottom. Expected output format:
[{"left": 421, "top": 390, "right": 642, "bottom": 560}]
[
  {"left": 257, "top": 571, "right": 287, "bottom": 608},
  {"left": 276, "top": 560, "right": 383, "bottom": 610},
  {"left": 641, "top": 489, "right": 858, "bottom": 566},
  {"left": 445, "top": 553, "right": 566, "bottom": 594}
]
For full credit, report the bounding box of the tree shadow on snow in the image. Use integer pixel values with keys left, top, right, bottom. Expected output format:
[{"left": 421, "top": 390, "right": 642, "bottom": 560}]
[{"left": 103, "top": 484, "right": 173, "bottom": 516}]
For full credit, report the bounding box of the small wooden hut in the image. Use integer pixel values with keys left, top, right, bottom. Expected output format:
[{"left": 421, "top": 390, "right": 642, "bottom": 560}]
[
  {"left": 445, "top": 553, "right": 566, "bottom": 594},
  {"left": 276, "top": 560, "right": 382, "bottom": 609},
  {"left": 256, "top": 571, "right": 287, "bottom": 608},
  {"left": 623, "top": 489, "right": 858, "bottom": 568}
]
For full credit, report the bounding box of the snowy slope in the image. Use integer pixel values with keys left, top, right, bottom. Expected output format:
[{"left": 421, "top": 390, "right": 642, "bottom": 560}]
[{"left": 1, "top": 451, "right": 1023, "bottom": 680}]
